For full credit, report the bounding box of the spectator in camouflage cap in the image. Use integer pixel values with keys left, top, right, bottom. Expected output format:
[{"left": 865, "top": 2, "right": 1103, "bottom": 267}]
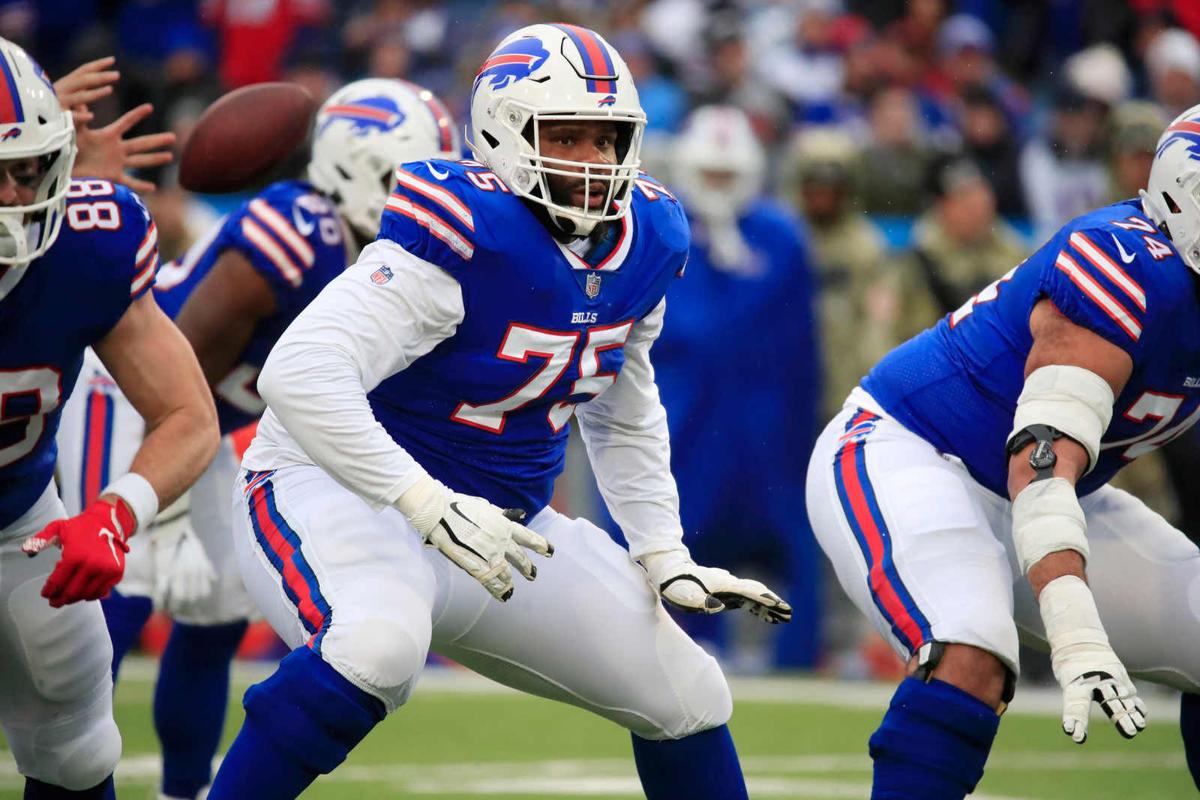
[{"left": 787, "top": 127, "right": 897, "bottom": 419}]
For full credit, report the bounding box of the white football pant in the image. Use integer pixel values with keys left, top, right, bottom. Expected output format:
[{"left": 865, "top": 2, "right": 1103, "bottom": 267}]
[
  {"left": 232, "top": 464, "right": 733, "bottom": 740},
  {"left": 0, "top": 481, "right": 120, "bottom": 789},
  {"left": 807, "top": 389, "right": 1200, "bottom": 692}
]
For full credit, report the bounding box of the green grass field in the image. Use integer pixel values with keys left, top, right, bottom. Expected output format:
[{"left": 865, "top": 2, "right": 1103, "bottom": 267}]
[{"left": 0, "top": 661, "right": 1193, "bottom": 799}]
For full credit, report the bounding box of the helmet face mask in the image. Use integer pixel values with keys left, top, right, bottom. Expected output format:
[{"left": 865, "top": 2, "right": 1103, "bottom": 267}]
[
  {"left": 308, "top": 78, "right": 460, "bottom": 241},
  {"left": 469, "top": 24, "right": 646, "bottom": 237}
]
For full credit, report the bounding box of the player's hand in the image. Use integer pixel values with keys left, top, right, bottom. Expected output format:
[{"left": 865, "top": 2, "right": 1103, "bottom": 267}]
[
  {"left": 396, "top": 476, "right": 553, "bottom": 602},
  {"left": 638, "top": 549, "right": 792, "bottom": 623},
  {"left": 1039, "top": 575, "right": 1147, "bottom": 743},
  {"left": 54, "top": 56, "right": 118, "bottom": 114},
  {"left": 152, "top": 519, "right": 216, "bottom": 614},
  {"left": 21, "top": 498, "right": 133, "bottom": 607},
  {"left": 72, "top": 103, "right": 176, "bottom": 194}
]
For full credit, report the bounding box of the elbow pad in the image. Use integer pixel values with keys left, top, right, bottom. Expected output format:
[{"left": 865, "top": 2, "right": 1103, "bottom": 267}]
[{"left": 1007, "top": 365, "right": 1114, "bottom": 473}]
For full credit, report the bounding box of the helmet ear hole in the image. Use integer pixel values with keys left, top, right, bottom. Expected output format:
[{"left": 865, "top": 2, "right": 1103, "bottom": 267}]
[
  {"left": 1164, "top": 191, "right": 1182, "bottom": 214},
  {"left": 481, "top": 129, "right": 501, "bottom": 149}
]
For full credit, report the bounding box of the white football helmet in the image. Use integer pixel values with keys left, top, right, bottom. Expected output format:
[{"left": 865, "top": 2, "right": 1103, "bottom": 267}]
[
  {"left": 308, "top": 78, "right": 460, "bottom": 240},
  {"left": 671, "top": 105, "right": 765, "bottom": 223},
  {"left": 0, "top": 40, "right": 76, "bottom": 267},
  {"left": 468, "top": 23, "right": 646, "bottom": 237},
  {"left": 1142, "top": 102, "right": 1200, "bottom": 273}
]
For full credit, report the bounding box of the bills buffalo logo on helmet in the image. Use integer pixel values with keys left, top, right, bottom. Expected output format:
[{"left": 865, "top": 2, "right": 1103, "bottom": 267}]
[
  {"left": 0, "top": 127, "right": 19, "bottom": 141},
  {"left": 1158, "top": 111, "right": 1200, "bottom": 160},
  {"left": 473, "top": 37, "right": 551, "bottom": 99},
  {"left": 318, "top": 96, "right": 408, "bottom": 136}
]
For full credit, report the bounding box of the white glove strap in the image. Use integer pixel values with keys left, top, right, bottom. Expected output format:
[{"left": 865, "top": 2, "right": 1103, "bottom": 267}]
[
  {"left": 1009, "top": 365, "right": 1114, "bottom": 472},
  {"left": 1011, "top": 476, "right": 1088, "bottom": 574},
  {"left": 102, "top": 472, "right": 159, "bottom": 535},
  {"left": 394, "top": 473, "right": 446, "bottom": 538},
  {"left": 1038, "top": 575, "right": 1111, "bottom": 680}
]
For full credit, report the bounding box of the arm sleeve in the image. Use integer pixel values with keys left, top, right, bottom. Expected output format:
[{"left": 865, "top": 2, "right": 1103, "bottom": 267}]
[
  {"left": 574, "top": 299, "right": 686, "bottom": 558},
  {"left": 256, "top": 238, "right": 464, "bottom": 509}
]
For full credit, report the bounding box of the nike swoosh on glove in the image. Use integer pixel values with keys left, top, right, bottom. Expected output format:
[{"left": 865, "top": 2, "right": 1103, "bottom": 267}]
[
  {"left": 22, "top": 498, "right": 134, "bottom": 607},
  {"left": 396, "top": 476, "right": 553, "bottom": 602},
  {"left": 639, "top": 549, "right": 793, "bottom": 623}
]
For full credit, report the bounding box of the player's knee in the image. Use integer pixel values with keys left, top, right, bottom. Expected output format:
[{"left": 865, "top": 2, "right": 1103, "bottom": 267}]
[
  {"left": 321, "top": 615, "right": 429, "bottom": 711},
  {"left": 917, "top": 642, "right": 1012, "bottom": 709},
  {"left": 17, "top": 701, "right": 121, "bottom": 790},
  {"left": 641, "top": 647, "right": 733, "bottom": 741}
]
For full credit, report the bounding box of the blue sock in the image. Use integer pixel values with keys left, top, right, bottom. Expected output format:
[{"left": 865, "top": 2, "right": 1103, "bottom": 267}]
[
  {"left": 1181, "top": 692, "right": 1200, "bottom": 791},
  {"left": 155, "top": 620, "right": 247, "bottom": 799},
  {"left": 24, "top": 776, "right": 114, "bottom": 799},
  {"left": 631, "top": 725, "right": 748, "bottom": 800},
  {"left": 869, "top": 677, "right": 1000, "bottom": 799},
  {"left": 101, "top": 590, "right": 153, "bottom": 680},
  {"left": 207, "top": 646, "right": 386, "bottom": 800}
]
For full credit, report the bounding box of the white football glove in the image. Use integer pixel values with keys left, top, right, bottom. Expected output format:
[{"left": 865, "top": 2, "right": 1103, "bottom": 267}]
[
  {"left": 638, "top": 549, "right": 792, "bottom": 623},
  {"left": 151, "top": 514, "right": 216, "bottom": 615},
  {"left": 396, "top": 476, "right": 553, "bottom": 602},
  {"left": 1040, "top": 575, "right": 1147, "bottom": 743}
]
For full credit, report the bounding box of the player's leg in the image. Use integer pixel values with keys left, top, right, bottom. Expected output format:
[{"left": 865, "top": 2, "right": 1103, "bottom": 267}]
[
  {"left": 151, "top": 441, "right": 255, "bottom": 800},
  {"left": 0, "top": 484, "right": 120, "bottom": 798},
  {"left": 208, "top": 465, "right": 437, "bottom": 800},
  {"left": 1010, "top": 485, "right": 1200, "bottom": 787},
  {"left": 806, "top": 407, "right": 1018, "bottom": 799},
  {"left": 433, "top": 508, "right": 746, "bottom": 800}
]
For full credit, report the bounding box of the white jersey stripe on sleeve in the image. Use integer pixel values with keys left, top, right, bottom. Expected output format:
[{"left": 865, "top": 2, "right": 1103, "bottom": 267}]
[
  {"left": 384, "top": 196, "right": 474, "bottom": 261},
  {"left": 249, "top": 199, "right": 315, "bottom": 267},
  {"left": 1055, "top": 251, "right": 1141, "bottom": 341},
  {"left": 130, "top": 253, "right": 158, "bottom": 296},
  {"left": 1068, "top": 232, "right": 1147, "bottom": 311},
  {"left": 136, "top": 222, "right": 158, "bottom": 265},
  {"left": 242, "top": 218, "right": 304, "bottom": 287},
  {"left": 393, "top": 169, "right": 474, "bottom": 232}
]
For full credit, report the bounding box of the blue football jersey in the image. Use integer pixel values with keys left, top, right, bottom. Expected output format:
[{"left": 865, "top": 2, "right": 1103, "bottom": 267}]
[
  {"left": 863, "top": 198, "right": 1200, "bottom": 497},
  {"left": 154, "top": 180, "right": 350, "bottom": 432},
  {"left": 370, "top": 160, "right": 688, "bottom": 515},
  {"left": 0, "top": 179, "right": 157, "bottom": 528}
]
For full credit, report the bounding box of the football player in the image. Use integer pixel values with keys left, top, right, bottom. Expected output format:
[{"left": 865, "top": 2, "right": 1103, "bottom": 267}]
[
  {"left": 208, "top": 24, "right": 790, "bottom": 800},
  {"left": 55, "top": 78, "right": 460, "bottom": 800},
  {"left": 0, "top": 40, "right": 219, "bottom": 799},
  {"left": 644, "top": 104, "right": 820, "bottom": 666},
  {"left": 806, "top": 104, "right": 1200, "bottom": 798}
]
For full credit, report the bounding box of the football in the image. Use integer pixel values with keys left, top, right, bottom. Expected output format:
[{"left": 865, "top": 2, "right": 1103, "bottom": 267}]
[{"left": 179, "top": 82, "right": 316, "bottom": 194}]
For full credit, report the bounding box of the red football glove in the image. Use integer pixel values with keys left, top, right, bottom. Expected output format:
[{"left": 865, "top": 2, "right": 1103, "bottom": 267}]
[{"left": 22, "top": 498, "right": 133, "bottom": 607}]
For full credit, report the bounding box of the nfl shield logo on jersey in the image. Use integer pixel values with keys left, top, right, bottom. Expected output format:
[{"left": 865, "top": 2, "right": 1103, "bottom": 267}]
[
  {"left": 585, "top": 273, "right": 602, "bottom": 298},
  {"left": 371, "top": 265, "right": 394, "bottom": 285}
]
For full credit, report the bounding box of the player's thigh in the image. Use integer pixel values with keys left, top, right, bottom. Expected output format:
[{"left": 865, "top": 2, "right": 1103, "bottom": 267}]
[
  {"left": 174, "top": 438, "right": 257, "bottom": 624},
  {"left": 0, "top": 484, "right": 119, "bottom": 788},
  {"left": 806, "top": 406, "right": 1020, "bottom": 672},
  {"left": 232, "top": 465, "right": 437, "bottom": 710},
  {"left": 1013, "top": 485, "right": 1200, "bottom": 693},
  {"left": 433, "top": 509, "right": 731, "bottom": 741}
]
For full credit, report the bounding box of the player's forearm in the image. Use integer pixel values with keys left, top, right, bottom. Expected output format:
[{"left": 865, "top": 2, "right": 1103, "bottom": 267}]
[{"left": 124, "top": 402, "right": 219, "bottom": 514}]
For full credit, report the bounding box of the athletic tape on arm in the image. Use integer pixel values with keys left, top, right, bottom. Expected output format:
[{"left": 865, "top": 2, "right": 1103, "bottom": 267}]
[{"left": 1008, "top": 365, "right": 1114, "bottom": 472}]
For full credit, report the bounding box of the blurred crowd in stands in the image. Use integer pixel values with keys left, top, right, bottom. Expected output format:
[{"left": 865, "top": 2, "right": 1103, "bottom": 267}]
[{"left": 17, "top": 0, "right": 1200, "bottom": 674}]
